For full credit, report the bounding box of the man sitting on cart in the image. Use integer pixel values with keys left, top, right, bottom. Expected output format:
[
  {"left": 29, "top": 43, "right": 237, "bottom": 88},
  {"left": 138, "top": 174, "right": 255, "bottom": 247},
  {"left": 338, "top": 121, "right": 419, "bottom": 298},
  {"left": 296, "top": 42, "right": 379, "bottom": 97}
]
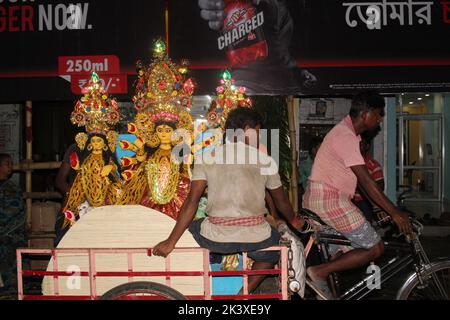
[{"left": 153, "top": 107, "right": 306, "bottom": 294}]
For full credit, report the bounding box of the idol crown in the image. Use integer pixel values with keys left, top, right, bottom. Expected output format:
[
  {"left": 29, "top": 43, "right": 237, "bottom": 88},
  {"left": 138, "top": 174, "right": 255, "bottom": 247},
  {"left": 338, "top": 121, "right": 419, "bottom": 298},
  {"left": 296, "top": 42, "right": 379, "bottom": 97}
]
[
  {"left": 206, "top": 70, "right": 252, "bottom": 129},
  {"left": 132, "top": 39, "right": 195, "bottom": 123},
  {"left": 71, "top": 72, "right": 120, "bottom": 135}
]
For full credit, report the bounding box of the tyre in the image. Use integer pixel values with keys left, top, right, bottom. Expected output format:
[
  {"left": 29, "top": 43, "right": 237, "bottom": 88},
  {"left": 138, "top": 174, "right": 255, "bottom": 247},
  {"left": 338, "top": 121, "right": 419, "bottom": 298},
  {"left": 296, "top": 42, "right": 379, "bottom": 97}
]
[
  {"left": 100, "top": 281, "right": 188, "bottom": 300},
  {"left": 396, "top": 259, "right": 450, "bottom": 300}
]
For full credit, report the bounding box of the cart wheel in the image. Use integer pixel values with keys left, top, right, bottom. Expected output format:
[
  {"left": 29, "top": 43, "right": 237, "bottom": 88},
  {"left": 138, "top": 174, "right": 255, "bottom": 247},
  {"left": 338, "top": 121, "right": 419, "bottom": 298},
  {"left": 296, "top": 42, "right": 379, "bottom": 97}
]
[{"left": 100, "top": 281, "right": 187, "bottom": 300}]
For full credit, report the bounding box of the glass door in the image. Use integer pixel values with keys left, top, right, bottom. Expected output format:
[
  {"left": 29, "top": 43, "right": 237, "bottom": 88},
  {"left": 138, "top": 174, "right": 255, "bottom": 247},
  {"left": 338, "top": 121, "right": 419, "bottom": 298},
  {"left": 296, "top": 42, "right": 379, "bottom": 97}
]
[{"left": 397, "top": 114, "right": 443, "bottom": 218}]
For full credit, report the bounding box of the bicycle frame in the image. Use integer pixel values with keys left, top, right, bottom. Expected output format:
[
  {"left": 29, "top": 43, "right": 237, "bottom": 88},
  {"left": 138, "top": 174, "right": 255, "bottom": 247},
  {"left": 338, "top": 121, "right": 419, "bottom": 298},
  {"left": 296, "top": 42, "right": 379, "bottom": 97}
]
[
  {"left": 304, "top": 232, "right": 417, "bottom": 300},
  {"left": 300, "top": 206, "right": 450, "bottom": 300}
]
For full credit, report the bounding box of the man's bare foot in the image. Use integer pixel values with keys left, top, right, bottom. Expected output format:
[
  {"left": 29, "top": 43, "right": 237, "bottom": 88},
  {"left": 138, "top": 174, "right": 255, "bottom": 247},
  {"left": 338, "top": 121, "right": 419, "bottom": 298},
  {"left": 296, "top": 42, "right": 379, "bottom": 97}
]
[
  {"left": 306, "top": 266, "right": 333, "bottom": 299},
  {"left": 306, "top": 265, "right": 327, "bottom": 282}
]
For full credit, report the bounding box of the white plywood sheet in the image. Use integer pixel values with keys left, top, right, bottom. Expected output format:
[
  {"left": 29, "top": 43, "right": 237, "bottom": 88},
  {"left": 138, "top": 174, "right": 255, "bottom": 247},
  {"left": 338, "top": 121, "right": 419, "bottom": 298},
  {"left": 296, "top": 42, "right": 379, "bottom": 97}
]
[{"left": 42, "top": 205, "right": 205, "bottom": 298}]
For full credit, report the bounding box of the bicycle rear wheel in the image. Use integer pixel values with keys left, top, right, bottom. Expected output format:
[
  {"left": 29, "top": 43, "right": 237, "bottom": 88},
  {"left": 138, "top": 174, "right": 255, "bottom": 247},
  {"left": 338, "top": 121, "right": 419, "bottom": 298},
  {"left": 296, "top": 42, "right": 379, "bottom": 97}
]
[
  {"left": 100, "top": 281, "right": 188, "bottom": 300},
  {"left": 397, "top": 260, "right": 450, "bottom": 300}
]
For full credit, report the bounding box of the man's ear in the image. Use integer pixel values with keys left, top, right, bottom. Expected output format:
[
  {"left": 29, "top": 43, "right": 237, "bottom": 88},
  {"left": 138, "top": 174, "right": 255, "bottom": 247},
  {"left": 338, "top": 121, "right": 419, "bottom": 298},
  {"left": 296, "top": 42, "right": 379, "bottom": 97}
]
[{"left": 359, "top": 110, "right": 368, "bottom": 121}]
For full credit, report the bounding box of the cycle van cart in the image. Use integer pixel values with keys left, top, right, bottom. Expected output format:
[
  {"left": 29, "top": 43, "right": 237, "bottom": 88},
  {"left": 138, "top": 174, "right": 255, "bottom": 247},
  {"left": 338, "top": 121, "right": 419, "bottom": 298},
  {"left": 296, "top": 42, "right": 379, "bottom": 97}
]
[{"left": 16, "top": 205, "right": 293, "bottom": 300}]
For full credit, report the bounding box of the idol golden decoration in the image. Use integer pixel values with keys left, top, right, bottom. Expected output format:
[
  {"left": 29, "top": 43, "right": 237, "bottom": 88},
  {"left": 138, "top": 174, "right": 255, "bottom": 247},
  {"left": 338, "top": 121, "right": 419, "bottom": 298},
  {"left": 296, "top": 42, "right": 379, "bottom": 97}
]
[
  {"left": 206, "top": 70, "right": 252, "bottom": 129},
  {"left": 114, "top": 40, "right": 194, "bottom": 220},
  {"left": 61, "top": 72, "right": 121, "bottom": 229},
  {"left": 192, "top": 70, "right": 252, "bottom": 156}
]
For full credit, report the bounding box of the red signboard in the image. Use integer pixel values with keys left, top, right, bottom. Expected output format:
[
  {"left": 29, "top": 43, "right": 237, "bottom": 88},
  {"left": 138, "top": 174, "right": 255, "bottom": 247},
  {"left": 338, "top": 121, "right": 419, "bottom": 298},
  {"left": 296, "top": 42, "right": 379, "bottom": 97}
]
[
  {"left": 71, "top": 74, "right": 128, "bottom": 94},
  {"left": 58, "top": 55, "right": 121, "bottom": 76}
]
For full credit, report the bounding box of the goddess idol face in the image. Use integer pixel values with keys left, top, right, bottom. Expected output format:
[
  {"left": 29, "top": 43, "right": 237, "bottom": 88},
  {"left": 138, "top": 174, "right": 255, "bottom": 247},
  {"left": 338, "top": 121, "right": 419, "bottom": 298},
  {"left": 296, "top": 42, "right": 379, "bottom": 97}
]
[
  {"left": 90, "top": 135, "right": 106, "bottom": 154},
  {"left": 156, "top": 124, "right": 174, "bottom": 146}
]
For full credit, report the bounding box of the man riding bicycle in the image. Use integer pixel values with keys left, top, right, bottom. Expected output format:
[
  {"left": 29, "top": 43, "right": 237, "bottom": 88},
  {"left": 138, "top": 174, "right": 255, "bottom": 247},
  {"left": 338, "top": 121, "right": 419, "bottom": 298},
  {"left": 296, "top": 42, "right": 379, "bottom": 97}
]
[{"left": 303, "top": 91, "right": 412, "bottom": 299}]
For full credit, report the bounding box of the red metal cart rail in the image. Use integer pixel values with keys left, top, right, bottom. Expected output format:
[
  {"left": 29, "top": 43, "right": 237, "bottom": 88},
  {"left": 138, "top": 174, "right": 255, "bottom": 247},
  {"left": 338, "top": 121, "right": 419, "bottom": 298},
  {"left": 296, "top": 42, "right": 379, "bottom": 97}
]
[{"left": 17, "top": 246, "right": 289, "bottom": 300}]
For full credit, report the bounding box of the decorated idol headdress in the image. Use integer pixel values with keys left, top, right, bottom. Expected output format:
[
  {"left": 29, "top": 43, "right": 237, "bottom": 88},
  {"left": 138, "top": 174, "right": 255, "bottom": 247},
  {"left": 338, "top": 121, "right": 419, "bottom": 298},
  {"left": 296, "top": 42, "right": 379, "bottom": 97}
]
[
  {"left": 70, "top": 72, "right": 120, "bottom": 151},
  {"left": 127, "top": 40, "right": 194, "bottom": 148},
  {"left": 206, "top": 70, "right": 252, "bottom": 130},
  {"left": 192, "top": 70, "right": 252, "bottom": 155}
]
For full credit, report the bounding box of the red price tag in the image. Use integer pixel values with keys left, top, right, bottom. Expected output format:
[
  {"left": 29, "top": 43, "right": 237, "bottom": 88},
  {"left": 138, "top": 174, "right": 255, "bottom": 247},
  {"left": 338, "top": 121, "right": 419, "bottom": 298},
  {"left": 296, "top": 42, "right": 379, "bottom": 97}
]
[
  {"left": 71, "top": 74, "right": 128, "bottom": 94},
  {"left": 58, "top": 55, "right": 120, "bottom": 75}
]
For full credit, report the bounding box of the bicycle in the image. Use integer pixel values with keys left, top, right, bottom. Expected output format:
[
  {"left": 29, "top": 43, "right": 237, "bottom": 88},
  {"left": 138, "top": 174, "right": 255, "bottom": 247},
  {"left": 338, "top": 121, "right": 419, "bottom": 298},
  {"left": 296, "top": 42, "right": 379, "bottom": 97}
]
[{"left": 300, "top": 207, "right": 450, "bottom": 300}]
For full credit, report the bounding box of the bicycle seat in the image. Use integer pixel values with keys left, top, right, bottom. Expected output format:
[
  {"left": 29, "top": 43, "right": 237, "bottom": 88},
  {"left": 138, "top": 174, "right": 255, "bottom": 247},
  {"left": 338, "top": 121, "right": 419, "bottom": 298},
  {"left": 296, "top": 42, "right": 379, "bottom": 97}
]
[
  {"left": 299, "top": 208, "right": 328, "bottom": 226},
  {"left": 299, "top": 208, "right": 349, "bottom": 241}
]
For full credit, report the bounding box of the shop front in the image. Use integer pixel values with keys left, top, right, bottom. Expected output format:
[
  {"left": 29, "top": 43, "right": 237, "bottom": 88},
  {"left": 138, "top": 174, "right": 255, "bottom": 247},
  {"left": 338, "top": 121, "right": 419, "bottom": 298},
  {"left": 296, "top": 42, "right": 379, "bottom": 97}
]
[{"left": 1, "top": 0, "right": 450, "bottom": 219}]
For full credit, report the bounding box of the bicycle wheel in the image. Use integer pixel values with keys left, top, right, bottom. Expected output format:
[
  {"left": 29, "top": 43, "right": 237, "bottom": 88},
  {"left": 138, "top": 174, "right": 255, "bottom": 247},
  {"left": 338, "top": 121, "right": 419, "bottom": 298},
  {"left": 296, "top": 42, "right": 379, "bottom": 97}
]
[
  {"left": 100, "top": 281, "right": 188, "bottom": 300},
  {"left": 397, "top": 259, "right": 450, "bottom": 300}
]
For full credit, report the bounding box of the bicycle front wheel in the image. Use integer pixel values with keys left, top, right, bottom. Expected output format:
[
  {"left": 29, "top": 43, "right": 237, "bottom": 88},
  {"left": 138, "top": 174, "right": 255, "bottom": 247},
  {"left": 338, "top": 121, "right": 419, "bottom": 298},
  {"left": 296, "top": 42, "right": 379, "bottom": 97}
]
[{"left": 397, "top": 259, "right": 450, "bottom": 300}]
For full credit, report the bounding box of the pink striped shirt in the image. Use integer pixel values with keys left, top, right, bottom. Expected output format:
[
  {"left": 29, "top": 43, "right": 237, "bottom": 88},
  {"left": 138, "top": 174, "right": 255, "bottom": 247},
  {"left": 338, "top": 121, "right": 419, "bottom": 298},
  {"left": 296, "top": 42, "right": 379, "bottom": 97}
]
[{"left": 309, "top": 115, "right": 365, "bottom": 197}]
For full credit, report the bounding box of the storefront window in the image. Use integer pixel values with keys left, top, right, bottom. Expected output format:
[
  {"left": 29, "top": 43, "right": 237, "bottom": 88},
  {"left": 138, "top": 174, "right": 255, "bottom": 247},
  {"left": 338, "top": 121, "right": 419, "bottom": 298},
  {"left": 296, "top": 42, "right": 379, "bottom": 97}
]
[
  {"left": 397, "top": 93, "right": 442, "bottom": 115},
  {"left": 396, "top": 93, "right": 444, "bottom": 219}
]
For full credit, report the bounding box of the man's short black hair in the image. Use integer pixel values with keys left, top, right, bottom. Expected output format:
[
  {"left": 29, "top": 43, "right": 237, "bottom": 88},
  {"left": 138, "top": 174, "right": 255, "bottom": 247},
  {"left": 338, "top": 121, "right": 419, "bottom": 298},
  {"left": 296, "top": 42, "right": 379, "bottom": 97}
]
[
  {"left": 349, "top": 91, "right": 385, "bottom": 118},
  {"left": 225, "top": 107, "right": 263, "bottom": 131},
  {"left": 0, "top": 153, "right": 11, "bottom": 163}
]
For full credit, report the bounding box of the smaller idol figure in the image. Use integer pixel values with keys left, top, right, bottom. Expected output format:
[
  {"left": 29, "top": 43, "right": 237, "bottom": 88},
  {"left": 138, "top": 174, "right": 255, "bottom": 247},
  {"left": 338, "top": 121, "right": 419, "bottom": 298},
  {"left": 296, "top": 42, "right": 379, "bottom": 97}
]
[{"left": 57, "top": 73, "right": 121, "bottom": 241}]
